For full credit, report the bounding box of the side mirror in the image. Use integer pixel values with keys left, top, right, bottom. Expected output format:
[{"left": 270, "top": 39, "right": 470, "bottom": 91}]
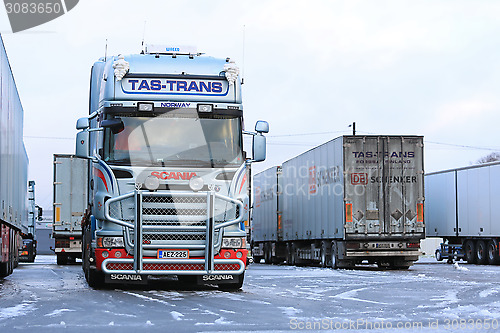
[
  {"left": 36, "top": 206, "right": 43, "bottom": 220},
  {"left": 76, "top": 117, "right": 89, "bottom": 130},
  {"left": 76, "top": 130, "right": 90, "bottom": 158},
  {"left": 255, "top": 120, "right": 269, "bottom": 133},
  {"left": 252, "top": 134, "right": 266, "bottom": 162},
  {"left": 101, "top": 118, "right": 124, "bottom": 134}
]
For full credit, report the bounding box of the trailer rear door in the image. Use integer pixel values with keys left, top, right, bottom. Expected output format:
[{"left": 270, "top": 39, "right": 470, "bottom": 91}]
[{"left": 343, "top": 136, "right": 424, "bottom": 239}]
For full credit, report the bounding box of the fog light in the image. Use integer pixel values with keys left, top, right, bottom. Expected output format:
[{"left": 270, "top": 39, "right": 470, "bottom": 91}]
[
  {"left": 189, "top": 176, "right": 204, "bottom": 192},
  {"left": 224, "top": 251, "right": 231, "bottom": 258},
  {"left": 197, "top": 104, "right": 213, "bottom": 112},
  {"left": 102, "top": 251, "right": 109, "bottom": 258},
  {"left": 115, "top": 251, "right": 122, "bottom": 258},
  {"left": 138, "top": 103, "right": 154, "bottom": 112},
  {"left": 236, "top": 251, "right": 243, "bottom": 259},
  {"left": 144, "top": 175, "right": 160, "bottom": 191}
]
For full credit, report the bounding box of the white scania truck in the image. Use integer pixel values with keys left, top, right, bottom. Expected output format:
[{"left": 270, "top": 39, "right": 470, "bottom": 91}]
[{"left": 75, "top": 45, "right": 268, "bottom": 289}]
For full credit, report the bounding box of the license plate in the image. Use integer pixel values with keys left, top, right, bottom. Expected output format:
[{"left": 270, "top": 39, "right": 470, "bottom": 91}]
[
  {"left": 157, "top": 249, "right": 189, "bottom": 259},
  {"left": 376, "top": 243, "right": 391, "bottom": 249}
]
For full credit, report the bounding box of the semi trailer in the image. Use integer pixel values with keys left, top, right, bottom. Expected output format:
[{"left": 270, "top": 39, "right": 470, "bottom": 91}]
[
  {"left": 75, "top": 45, "right": 268, "bottom": 288},
  {"left": 0, "top": 34, "right": 32, "bottom": 276},
  {"left": 426, "top": 161, "right": 500, "bottom": 265},
  {"left": 252, "top": 135, "right": 425, "bottom": 269},
  {"left": 52, "top": 154, "right": 87, "bottom": 265}
]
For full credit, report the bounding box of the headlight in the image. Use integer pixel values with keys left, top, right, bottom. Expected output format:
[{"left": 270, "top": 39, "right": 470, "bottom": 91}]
[
  {"left": 97, "top": 236, "right": 124, "bottom": 248},
  {"left": 222, "top": 237, "right": 246, "bottom": 249}
]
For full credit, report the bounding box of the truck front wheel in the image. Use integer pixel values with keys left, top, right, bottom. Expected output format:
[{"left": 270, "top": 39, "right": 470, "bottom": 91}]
[
  {"left": 218, "top": 273, "right": 244, "bottom": 291},
  {"left": 435, "top": 250, "right": 443, "bottom": 261},
  {"left": 86, "top": 268, "right": 105, "bottom": 289}
]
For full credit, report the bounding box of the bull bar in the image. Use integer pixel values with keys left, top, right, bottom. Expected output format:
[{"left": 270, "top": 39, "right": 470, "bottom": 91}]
[{"left": 102, "top": 190, "right": 245, "bottom": 275}]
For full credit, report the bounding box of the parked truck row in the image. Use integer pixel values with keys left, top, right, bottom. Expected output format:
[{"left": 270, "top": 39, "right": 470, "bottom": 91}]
[
  {"left": 426, "top": 161, "right": 500, "bottom": 265},
  {"left": 251, "top": 136, "right": 425, "bottom": 269}
]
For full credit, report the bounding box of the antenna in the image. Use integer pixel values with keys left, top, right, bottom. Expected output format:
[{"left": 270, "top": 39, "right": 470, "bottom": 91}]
[
  {"left": 241, "top": 25, "right": 246, "bottom": 85},
  {"left": 142, "top": 21, "right": 147, "bottom": 52},
  {"left": 104, "top": 38, "right": 108, "bottom": 61}
]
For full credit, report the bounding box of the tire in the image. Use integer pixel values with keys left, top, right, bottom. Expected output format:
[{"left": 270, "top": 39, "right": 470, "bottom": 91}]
[
  {"left": 178, "top": 275, "right": 199, "bottom": 285},
  {"left": 286, "top": 243, "right": 293, "bottom": 265},
  {"left": 0, "top": 262, "right": 8, "bottom": 278},
  {"left": 86, "top": 268, "right": 105, "bottom": 289},
  {"left": 264, "top": 244, "right": 271, "bottom": 264},
  {"left": 320, "top": 241, "right": 329, "bottom": 268},
  {"left": 487, "top": 239, "right": 499, "bottom": 265},
  {"left": 435, "top": 250, "right": 443, "bottom": 262},
  {"left": 391, "top": 259, "right": 412, "bottom": 270},
  {"left": 57, "top": 254, "right": 68, "bottom": 265},
  {"left": 464, "top": 240, "right": 476, "bottom": 264},
  {"left": 330, "top": 242, "right": 339, "bottom": 269},
  {"left": 476, "top": 240, "right": 487, "bottom": 265},
  {"left": 290, "top": 243, "right": 297, "bottom": 266},
  {"left": 219, "top": 273, "right": 244, "bottom": 291}
]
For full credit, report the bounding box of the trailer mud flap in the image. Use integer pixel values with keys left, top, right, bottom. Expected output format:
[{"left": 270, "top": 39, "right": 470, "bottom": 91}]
[
  {"left": 198, "top": 274, "right": 240, "bottom": 284},
  {"left": 105, "top": 273, "right": 148, "bottom": 284}
]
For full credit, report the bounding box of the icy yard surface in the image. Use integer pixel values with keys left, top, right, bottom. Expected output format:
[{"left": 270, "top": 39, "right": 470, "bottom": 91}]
[{"left": 1, "top": 255, "right": 499, "bottom": 332}]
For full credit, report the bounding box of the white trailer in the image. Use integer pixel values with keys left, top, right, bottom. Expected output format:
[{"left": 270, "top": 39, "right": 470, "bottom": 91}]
[
  {"left": 426, "top": 162, "right": 500, "bottom": 264},
  {"left": 252, "top": 135, "right": 425, "bottom": 269},
  {"left": 0, "top": 34, "right": 30, "bottom": 277},
  {"left": 53, "top": 154, "right": 88, "bottom": 265}
]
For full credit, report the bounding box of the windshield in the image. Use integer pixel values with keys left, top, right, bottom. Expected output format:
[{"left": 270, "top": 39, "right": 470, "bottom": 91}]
[{"left": 103, "top": 112, "right": 243, "bottom": 167}]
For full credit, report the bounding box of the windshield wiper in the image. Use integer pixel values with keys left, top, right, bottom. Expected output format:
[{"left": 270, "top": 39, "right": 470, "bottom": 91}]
[{"left": 164, "top": 159, "right": 213, "bottom": 167}]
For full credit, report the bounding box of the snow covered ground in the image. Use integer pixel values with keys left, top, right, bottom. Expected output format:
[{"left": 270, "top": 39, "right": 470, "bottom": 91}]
[{"left": 0, "top": 255, "right": 499, "bottom": 332}]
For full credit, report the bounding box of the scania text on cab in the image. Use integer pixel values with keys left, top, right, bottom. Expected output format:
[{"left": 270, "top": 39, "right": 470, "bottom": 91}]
[{"left": 75, "top": 45, "right": 268, "bottom": 289}]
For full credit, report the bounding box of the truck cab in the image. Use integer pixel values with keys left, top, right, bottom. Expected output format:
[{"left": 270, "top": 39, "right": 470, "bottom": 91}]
[{"left": 76, "top": 45, "right": 267, "bottom": 289}]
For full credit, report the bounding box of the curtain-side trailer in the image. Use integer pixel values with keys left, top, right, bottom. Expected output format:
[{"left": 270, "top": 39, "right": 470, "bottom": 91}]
[
  {"left": 426, "top": 162, "right": 500, "bottom": 265},
  {"left": 0, "top": 34, "right": 31, "bottom": 277},
  {"left": 252, "top": 135, "right": 425, "bottom": 269}
]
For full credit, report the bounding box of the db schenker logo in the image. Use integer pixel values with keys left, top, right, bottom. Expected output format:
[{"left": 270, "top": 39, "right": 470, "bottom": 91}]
[{"left": 3, "top": 0, "right": 79, "bottom": 33}]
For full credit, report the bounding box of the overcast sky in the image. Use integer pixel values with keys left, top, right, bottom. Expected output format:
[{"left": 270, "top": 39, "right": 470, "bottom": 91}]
[{"left": 2, "top": 0, "right": 500, "bottom": 211}]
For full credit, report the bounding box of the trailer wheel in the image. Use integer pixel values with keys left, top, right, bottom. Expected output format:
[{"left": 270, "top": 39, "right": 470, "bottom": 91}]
[
  {"left": 57, "top": 254, "right": 68, "bottom": 265},
  {"left": 435, "top": 250, "right": 443, "bottom": 262},
  {"left": 476, "top": 240, "right": 487, "bottom": 264},
  {"left": 330, "top": 242, "right": 339, "bottom": 269},
  {"left": 264, "top": 244, "right": 274, "bottom": 264},
  {"left": 320, "top": 241, "right": 329, "bottom": 268},
  {"left": 487, "top": 239, "right": 499, "bottom": 265},
  {"left": 286, "top": 243, "right": 292, "bottom": 265},
  {"left": 464, "top": 240, "right": 476, "bottom": 264},
  {"left": 290, "top": 243, "right": 297, "bottom": 266},
  {"left": 0, "top": 263, "right": 8, "bottom": 278}
]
